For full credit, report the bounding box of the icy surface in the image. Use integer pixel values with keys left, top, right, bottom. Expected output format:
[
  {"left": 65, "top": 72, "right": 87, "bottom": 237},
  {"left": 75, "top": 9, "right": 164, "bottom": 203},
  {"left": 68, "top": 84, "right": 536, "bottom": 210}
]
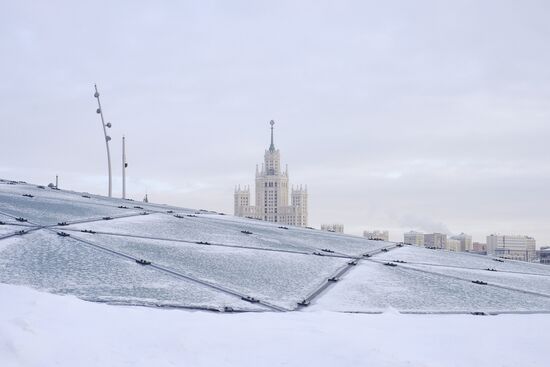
[
  {"left": 201, "top": 213, "right": 392, "bottom": 256},
  {"left": 72, "top": 232, "right": 347, "bottom": 309},
  {"left": 0, "top": 231, "right": 265, "bottom": 311},
  {"left": 64, "top": 213, "right": 318, "bottom": 253},
  {"left": 65, "top": 212, "right": 388, "bottom": 256},
  {"left": 0, "top": 181, "right": 194, "bottom": 214},
  {"left": 3, "top": 180, "right": 550, "bottom": 313},
  {"left": 375, "top": 245, "right": 550, "bottom": 276},
  {"left": 0, "top": 225, "right": 24, "bottom": 237},
  {"left": 402, "top": 263, "right": 550, "bottom": 296},
  {"left": 0, "top": 212, "right": 17, "bottom": 223},
  {"left": 0, "top": 182, "right": 196, "bottom": 226},
  {"left": 0, "top": 189, "right": 139, "bottom": 225},
  {"left": 309, "top": 260, "right": 550, "bottom": 312}
]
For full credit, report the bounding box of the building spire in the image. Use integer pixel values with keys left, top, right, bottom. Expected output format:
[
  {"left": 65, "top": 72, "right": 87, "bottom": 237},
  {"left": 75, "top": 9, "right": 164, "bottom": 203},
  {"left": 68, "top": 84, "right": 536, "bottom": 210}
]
[{"left": 269, "top": 120, "right": 275, "bottom": 152}]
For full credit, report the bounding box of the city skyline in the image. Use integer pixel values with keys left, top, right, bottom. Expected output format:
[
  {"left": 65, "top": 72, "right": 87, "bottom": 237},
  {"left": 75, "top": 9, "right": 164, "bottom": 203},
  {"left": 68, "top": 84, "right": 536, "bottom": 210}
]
[{"left": 1, "top": 1, "right": 549, "bottom": 244}]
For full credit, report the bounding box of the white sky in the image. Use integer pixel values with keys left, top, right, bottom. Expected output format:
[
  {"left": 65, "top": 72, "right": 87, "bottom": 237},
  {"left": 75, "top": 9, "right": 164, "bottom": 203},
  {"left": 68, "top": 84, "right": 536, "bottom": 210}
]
[{"left": 1, "top": 0, "right": 549, "bottom": 244}]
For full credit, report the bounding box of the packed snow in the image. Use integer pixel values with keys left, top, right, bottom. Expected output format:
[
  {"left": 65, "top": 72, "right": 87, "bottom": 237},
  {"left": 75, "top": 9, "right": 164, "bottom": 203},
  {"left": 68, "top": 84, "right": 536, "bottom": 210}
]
[{"left": 1, "top": 284, "right": 549, "bottom": 367}]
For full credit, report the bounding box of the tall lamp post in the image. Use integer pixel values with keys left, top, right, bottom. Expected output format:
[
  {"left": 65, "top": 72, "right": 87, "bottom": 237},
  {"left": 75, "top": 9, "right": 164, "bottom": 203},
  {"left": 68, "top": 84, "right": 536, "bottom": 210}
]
[
  {"left": 122, "top": 135, "right": 127, "bottom": 199},
  {"left": 93, "top": 84, "right": 113, "bottom": 197}
]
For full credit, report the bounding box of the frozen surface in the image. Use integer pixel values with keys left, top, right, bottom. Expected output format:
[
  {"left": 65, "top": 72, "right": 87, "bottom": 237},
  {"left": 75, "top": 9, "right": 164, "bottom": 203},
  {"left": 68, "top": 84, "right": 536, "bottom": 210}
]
[
  {"left": 2, "top": 283, "right": 550, "bottom": 367},
  {"left": 402, "top": 263, "right": 550, "bottom": 296},
  {"left": 65, "top": 212, "right": 388, "bottom": 256},
  {"left": 375, "top": 245, "right": 550, "bottom": 276},
  {"left": 0, "top": 212, "right": 18, "bottom": 223},
  {"left": 64, "top": 214, "right": 317, "bottom": 254},
  {"left": 0, "top": 189, "right": 140, "bottom": 225},
  {"left": 0, "top": 231, "right": 265, "bottom": 311},
  {"left": 0, "top": 225, "right": 25, "bottom": 237},
  {"left": 0, "top": 181, "right": 194, "bottom": 214},
  {"left": 310, "top": 260, "right": 550, "bottom": 313},
  {"left": 3, "top": 181, "right": 550, "bottom": 313},
  {"left": 201, "top": 213, "right": 392, "bottom": 256},
  {"left": 73, "top": 232, "right": 347, "bottom": 309}
]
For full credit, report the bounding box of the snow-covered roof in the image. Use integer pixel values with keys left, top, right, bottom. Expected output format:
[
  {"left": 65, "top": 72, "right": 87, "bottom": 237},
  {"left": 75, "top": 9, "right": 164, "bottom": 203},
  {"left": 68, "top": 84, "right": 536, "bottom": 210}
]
[{"left": 2, "top": 178, "right": 550, "bottom": 314}]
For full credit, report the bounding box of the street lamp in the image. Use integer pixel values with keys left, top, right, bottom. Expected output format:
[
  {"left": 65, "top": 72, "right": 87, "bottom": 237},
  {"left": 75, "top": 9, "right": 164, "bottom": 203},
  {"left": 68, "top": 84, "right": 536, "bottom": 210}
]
[
  {"left": 122, "top": 135, "right": 127, "bottom": 199},
  {"left": 93, "top": 84, "right": 113, "bottom": 197}
]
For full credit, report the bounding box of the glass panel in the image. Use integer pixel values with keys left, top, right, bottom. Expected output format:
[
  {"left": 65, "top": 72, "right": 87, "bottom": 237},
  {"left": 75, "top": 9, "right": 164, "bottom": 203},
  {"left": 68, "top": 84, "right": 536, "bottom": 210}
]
[
  {"left": 310, "top": 260, "right": 550, "bottom": 313},
  {"left": 0, "top": 231, "right": 266, "bottom": 311},
  {"left": 74, "top": 232, "right": 347, "bottom": 310}
]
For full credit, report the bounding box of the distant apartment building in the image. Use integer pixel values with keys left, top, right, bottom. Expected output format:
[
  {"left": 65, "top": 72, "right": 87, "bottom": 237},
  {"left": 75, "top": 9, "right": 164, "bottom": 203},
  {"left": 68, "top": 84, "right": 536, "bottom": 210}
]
[
  {"left": 538, "top": 247, "right": 550, "bottom": 265},
  {"left": 450, "top": 233, "right": 473, "bottom": 252},
  {"left": 363, "top": 230, "right": 389, "bottom": 241},
  {"left": 446, "top": 238, "right": 461, "bottom": 252},
  {"left": 321, "top": 224, "right": 344, "bottom": 233},
  {"left": 404, "top": 231, "right": 425, "bottom": 246},
  {"left": 486, "top": 234, "right": 536, "bottom": 262},
  {"left": 471, "top": 242, "right": 487, "bottom": 255},
  {"left": 424, "top": 233, "right": 447, "bottom": 249}
]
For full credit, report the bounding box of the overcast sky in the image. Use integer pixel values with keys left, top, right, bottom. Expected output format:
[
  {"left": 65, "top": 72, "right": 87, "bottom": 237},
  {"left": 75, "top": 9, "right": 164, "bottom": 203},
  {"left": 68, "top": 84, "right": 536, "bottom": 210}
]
[{"left": 1, "top": 0, "right": 549, "bottom": 244}]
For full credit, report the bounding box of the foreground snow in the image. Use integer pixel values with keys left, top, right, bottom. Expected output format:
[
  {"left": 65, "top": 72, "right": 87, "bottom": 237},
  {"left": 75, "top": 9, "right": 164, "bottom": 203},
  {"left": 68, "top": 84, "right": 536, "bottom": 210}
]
[{"left": 0, "top": 284, "right": 548, "bottom": 367}]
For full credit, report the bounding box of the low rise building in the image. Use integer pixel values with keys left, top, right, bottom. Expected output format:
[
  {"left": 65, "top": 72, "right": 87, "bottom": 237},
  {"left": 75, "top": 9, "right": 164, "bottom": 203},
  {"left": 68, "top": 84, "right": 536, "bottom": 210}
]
[
  {"left": 471, "top": 242, "right": 487, "bottom": 255},
  {"left": 538, "top": 247, "right": 550, "bottom": 265},
  {"left": 404, "top": 231, "right": 425, "bottom": 246},
  {"left": 321, "top": 224, "right": 344, "bottom": 233},
  {"left": 363, "top": 230, "right": 389, "bottom": 241},
  {"left": 446, "top": 238, "right": 461, "bottom": 252},
  {"left": 450, "top": 233, "right": 473, "bottom": 252},
  {"left": 424, "top": 233, "right": 447, "bottom": 249},
  {"left": 486, "top": 234, "right": 536, "bottom": 262}
]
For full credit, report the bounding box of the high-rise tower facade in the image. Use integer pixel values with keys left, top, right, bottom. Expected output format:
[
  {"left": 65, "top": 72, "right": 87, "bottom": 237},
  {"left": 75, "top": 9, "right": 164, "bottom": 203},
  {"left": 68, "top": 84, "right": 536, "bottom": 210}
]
[{"left": 234, "top": 120, "right": 308, "bottom": 227}]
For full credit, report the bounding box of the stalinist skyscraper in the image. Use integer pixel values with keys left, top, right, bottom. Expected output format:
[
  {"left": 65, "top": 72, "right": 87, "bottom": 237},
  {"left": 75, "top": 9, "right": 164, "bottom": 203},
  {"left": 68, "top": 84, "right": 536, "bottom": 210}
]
[{"left": 234, "top": 120, "right": 308, "bottom": 227}]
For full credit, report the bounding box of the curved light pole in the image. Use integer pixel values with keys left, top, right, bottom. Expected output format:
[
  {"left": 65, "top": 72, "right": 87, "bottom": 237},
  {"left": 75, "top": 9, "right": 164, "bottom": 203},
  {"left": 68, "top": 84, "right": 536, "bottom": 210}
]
[{"left": 93, "top": 84, "right": 113, "bottom": 197}]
